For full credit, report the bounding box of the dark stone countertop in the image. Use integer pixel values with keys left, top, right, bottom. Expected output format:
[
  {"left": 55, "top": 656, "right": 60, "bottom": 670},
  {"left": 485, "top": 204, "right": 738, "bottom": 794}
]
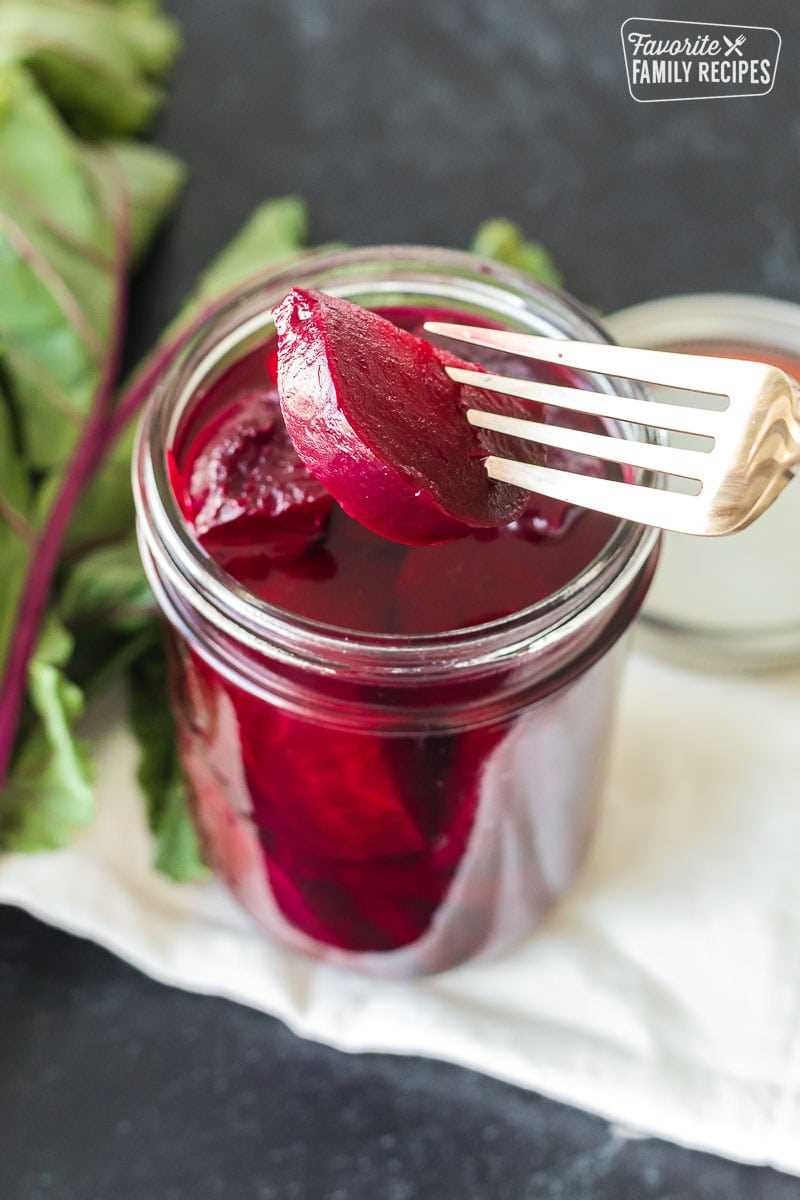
[{"left": 3, "top": 1, "right": 800, "bottom": 1195}]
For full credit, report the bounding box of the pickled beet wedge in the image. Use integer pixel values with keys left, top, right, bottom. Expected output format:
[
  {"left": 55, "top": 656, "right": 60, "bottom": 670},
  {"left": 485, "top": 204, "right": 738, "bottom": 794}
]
[
  {"left": 274, "top": 288, "right": 535, "bottom": 546},
  {"left": 251, "top": 723, "right": 493, "bottom": 950},
  {"left": 237, "top": 706, "right": 429, "bottom": 864},
  {"left": 181, "top": 389, "right": 333, "bottom": 566}
]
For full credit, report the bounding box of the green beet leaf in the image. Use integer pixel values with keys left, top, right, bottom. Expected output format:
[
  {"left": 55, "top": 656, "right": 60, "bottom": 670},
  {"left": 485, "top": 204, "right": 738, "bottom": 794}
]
[
  {"left": 59, "top": 452, "right": 135, "bottom": 555},
  {"left": 0, "top": 64, "right": 116, "bottom": 473},
  {"left": 94, "top": 141, "right": 186, "bottom": 266},
  {"left": 0, "top": 59, "right": 185, "bottom": 661},
  {"left": 0, "top": 0, "right": 181, "bottom": 136},
  {"left": 0, "top": 383, "right": 33, "bottom": 671},
  {"left": 0, "top": 616, "right": 93, "bottom": 851},
  {"left": 60, "top": 537, "right": 155, "bottom": 634},
  {"left": 128, "top": 637, "right": 207, "bottom": 883},
  {"left": 0, "top": 4, "right": 185, "bottom": 863},
  {"left": 472, "top": 217, "right": 563, "bottom": 288}
]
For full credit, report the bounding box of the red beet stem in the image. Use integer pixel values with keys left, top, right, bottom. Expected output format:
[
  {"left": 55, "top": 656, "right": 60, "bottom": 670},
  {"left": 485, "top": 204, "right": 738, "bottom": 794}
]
[{"left": 0, "top": 204, "right": 130, "bottom": 787}]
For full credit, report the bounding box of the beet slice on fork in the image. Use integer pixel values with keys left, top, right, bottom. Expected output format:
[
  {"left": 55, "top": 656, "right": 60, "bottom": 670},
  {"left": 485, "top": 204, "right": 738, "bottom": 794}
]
[{"left": 274, "top": 289, "right": 537, "bottom": 546}]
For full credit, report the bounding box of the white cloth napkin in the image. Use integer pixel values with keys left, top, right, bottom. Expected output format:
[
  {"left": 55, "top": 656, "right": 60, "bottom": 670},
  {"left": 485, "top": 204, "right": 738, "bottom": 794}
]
[{"left": 2, "top": 643, "right": 799, "bottom": 1173}]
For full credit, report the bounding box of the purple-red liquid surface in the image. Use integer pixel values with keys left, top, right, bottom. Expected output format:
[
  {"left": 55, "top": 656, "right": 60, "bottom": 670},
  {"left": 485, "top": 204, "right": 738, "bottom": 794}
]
[{"left": 170, "top": 307, "right": 623, "bottom": 957}]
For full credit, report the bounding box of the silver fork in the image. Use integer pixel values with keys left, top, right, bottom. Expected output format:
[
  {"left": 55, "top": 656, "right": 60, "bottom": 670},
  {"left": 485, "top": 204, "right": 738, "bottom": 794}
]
[{"left": 424, "top": 322, "right": 800, "bottom": 536}]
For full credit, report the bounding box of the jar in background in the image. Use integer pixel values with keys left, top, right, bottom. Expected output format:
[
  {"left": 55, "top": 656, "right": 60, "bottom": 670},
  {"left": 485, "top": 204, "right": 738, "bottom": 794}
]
[
  {"left": 608, "top": 293, "right": 800, "bottom": 672},
  {"left": 134, "top": 246, "right": 660, "bottom": 976}
]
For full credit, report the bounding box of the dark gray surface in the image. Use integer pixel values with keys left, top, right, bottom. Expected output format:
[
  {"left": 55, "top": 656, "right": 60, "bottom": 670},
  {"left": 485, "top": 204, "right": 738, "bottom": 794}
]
[
  {"left": 3, "top": 907, "right": 799, "bottom": 1200},
  {"left": 128, "top": 0, "right": 800, "bottom": 364},
  {"left": 3, "top": 1, "right": 800, "bottom": 1196}
]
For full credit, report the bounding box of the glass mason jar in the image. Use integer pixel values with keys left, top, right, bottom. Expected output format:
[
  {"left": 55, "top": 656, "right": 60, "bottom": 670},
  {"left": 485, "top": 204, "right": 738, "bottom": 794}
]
[{"left": 134, "top": 246, "right": 660, "bottom": 977}]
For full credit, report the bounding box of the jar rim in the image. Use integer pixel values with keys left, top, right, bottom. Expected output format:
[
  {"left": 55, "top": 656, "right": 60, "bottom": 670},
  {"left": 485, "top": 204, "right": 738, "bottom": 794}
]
[{"left": 134, "top": 244, "right": 660, "bottom": 681}]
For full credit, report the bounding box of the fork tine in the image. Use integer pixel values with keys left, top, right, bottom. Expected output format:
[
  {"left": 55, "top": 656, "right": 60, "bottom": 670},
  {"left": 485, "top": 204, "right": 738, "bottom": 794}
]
[
  {"left": 486, "top": 457, "right": 711, "bottom": 536},
  {"left": 447, "top": 366, "right": 723, "bottom": 438},
  {"left": 426, "top": 322, "right": 768, "bottom": 396},
  {"left": 467, "top": 409, "right": 707, "bottom": 481}
]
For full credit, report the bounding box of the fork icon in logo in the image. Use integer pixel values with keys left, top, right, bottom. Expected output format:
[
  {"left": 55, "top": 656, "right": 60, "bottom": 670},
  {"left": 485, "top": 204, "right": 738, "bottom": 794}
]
[{"left": 723, "top": 34, "right": 747, "bottom": 56}]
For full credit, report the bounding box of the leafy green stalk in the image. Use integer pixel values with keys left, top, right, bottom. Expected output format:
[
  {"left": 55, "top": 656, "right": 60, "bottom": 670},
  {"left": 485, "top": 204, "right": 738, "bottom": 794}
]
[
  {"left": 0, "top": 154, "right": 130, "bottom": 785},
  {"left": 94, "top": 141, "right": 186, "bottom": 266},
  {"left": 0, "top": 617, "right": 93, "bottom": 850},
  {"left": 0, "top": 0, "right": 181, "bottom": 136},
  {"left": 472, "top": 217, "right": 563, "bottom": 288},
  {"left": 0, "top": 7, "right": 183, "bottom": 845},
  {"left": 128, "top": 633, "right": 207, "bottom": 882}
]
